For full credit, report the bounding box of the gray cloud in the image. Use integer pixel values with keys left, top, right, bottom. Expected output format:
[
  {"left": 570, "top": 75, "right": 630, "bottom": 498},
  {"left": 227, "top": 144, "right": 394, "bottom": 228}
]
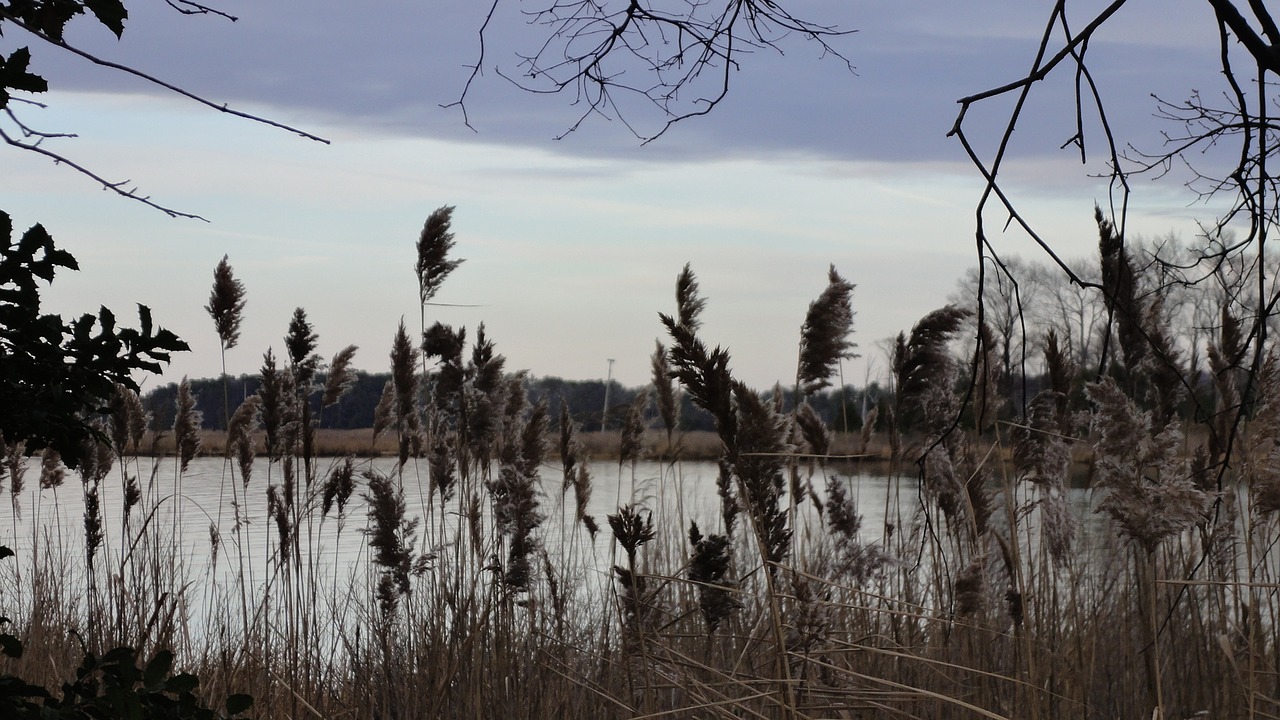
[{"left": 14, "top": 0, "right": 1225, "bottom": 172}]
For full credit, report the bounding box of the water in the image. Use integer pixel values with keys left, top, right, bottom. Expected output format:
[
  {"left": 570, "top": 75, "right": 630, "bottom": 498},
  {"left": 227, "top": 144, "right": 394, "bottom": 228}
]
[{"left": 0, "top": 456, "right": 914, "bottom": 631}]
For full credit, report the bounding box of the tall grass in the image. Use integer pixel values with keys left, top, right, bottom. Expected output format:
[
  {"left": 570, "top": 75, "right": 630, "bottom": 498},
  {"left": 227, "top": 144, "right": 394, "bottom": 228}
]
[{"left": 1, "top": 217, "right": 1278, "bottom": 720}]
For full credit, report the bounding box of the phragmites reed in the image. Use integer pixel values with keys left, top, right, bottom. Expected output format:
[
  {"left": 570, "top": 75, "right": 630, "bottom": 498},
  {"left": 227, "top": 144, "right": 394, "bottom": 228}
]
[
  {"left": 651, "top": 341, "right": 679, "bottom": 442},
  {"left": 372, "top": 380, "right": 395, "bottom": 442},
  {"left": 954, "top": 557, "right": 987, "bottom": 617},
  {"left": 489, "top": 395, "right": 548, "bottom": 591},
  {"left": 1097, "top": 206, "right": 1152, "bottom": 387},
  {"left": 660, "top": 265, "right": 737, "bottom": 449},
  {"left": 1207, "top": 304, "right": 1243, "bottom": 462},
  {"left": 38, "top": 447, "right": 63, "bottom": 490},
  {"left": 1088, "top": 377, "right": 1209, "bottom": 553},
  {"left": 416, "top": 205, "right": 464, "bottom": 306},
  {"left": 619, "top": 389, "right": 650, "bottom": 466},
  {"left": 423, "top": 322, "right": 466, "bottom": 412},
  {"left": 973, "top": 322, "right": 1004, "bottom": 432},
  {"left": 610, "top": 503, "right": 657, "bottom": 633},
  {"left": 4, "top": 436, "right": 26, "bottom": 501},
  {"left": 859, "top": 405, "right": 877, "bottom": 456},
  {"left": 824, "top": 476, "right": 891, "bottom": 583},
  {"left": 389, "top": 321, "right": 421, "bottom": 466},
  {"left": 674, "top": 262, "right": 707, "bottom": 331},
  {"left": 687, "top": 520, "right": 739, "bottom": 634},
  {"left": 109, "top": 383, "right": 148, "bottom": 455},
  {"left": 322, "top": 345, "right": 359, "bottom": 407},
  {"left": 321, "top": 455, "right": 356, "bottom": 517},
  {"left": 731, "top": 381, "right": 792, "bottom": 567},
  {"left": 1246, "top": 351, "right": 1280, "bottom": 515},
  {"left": 427, "top": 412, "right": 457, "bottom": 504},
  {"left": 258, "top": 349, "right": 290, "bottom": 459},
  {"left": 1013, "top": 390, "right": 1074, "bottom": 566},
  {"left": 226, "top": 395, "right": 261, "bottom": 487},
  {"left": 174, "top": 377, "right": 202, "bottom": 474},
  {"left": 892, "top": 304, "right": 971, "bottom": 418},
  {"left": 794, "top": 402, "right": 830, "bottom": 459},
  {"left": 796, "top": 264, "right": 857, "bottom": 396},
  {"left": 205, "top": 254, "right": 247, "bottom": 351},
  {"left": 363, "top": 469, "right": 420, "bottom": 617},
  {"left": 559, "top": 401, "right": 597, "bottom": 537},
  {"left": 285, "top": 308, "right": 320, "bottom": 389}
]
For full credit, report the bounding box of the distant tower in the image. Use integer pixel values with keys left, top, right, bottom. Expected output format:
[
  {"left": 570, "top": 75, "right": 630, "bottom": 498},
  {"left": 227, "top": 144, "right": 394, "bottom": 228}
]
[{"left": 601, "top": 358, "right": 615, "bottom": 431}]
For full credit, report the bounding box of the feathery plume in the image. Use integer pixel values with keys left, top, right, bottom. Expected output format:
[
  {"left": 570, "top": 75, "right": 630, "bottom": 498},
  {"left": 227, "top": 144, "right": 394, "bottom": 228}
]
[
  {"left": 795, "top": 402, "right": 830, "bottom": 459},
  {"left": 285, "top": 307, "right": 320, "bottom": 388},
  {"left": 1088, "top": 378, "right": 1208, "bottom": 553},
  {"left": 619, "top": 389, "right": 650, "bottom": 466},
  {"left": 39, "top": 448, "right": 64, "bottom": 490},
  {"left": 674, "top": 262, "right": 707, "bottom": 331},
  {"left": 205, "top": 254, "right": 247, "bottom": 351},
  {"left": 363, "top": 469, "right": 419, "bottom": 615},
  {"left": 797, "top": 265, "right": 857, "bottom": 396},
  {"left": 174, "top": 377, "right": 202, "bottom": 474},
  {"left": 893, "top": 305, "right": 971, "bottom": 416},
  {"left": 688, "top": 521, "right": 739, "bottom": 634},
  {"left": 321, "top": 455, "right": 356, "bottom": 517},
  {"left": 4, "top": 437, "right": 26, "bottom": 501},
  {"left": 389, "top": 321, "right": 421, "bottom": 465},
  {"left": 651, "top": 340, "right": 680, "bottom": 440},
  {"left": 322, "top": 345, "right": 359, "bottom": 407},
  {"left": 416, "top": 205, "right": 464, "bottom": 306}
]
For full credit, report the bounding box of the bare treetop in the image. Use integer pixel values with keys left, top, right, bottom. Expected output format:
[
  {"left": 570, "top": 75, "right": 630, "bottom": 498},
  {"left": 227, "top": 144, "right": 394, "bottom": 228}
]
[{"left": 452, "top": 0, "right": 854, "bottom": 141}]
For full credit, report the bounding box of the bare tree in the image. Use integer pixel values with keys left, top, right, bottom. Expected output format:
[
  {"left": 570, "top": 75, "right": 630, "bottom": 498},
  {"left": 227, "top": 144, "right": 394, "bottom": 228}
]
[{"left": 453, "top": 0, "right": 853, "bottom": 140}]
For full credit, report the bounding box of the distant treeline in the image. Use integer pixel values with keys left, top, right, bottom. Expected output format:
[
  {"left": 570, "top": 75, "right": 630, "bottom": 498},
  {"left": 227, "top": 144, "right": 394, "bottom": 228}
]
[{"left": 142, "top": 373, "right": 882, "bottom": 434}]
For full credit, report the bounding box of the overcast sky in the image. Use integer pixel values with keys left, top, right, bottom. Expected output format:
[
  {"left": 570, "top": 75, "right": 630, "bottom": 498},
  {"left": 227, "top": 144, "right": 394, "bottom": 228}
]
[{"left": 3, "top": 0, "right": 1240, "bottom": 391}]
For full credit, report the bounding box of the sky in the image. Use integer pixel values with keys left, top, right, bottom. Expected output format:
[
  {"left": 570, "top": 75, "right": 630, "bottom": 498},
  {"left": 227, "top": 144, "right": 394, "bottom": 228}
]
[{"left": 2, "top": 0, "right": 1242, "bottom": 391}]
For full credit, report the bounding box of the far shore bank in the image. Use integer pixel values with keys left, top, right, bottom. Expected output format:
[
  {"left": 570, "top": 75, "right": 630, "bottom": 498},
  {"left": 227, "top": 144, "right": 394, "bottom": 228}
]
[{"left": 138, "top": 428, "right": 1097, "bottom": 475}]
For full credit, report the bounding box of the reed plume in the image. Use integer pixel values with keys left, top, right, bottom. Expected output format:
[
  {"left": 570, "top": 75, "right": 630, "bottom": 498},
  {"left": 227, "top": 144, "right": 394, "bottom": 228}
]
[
  {"left": 619, "top": 389, "right": 650, "bottom": 466},
  {"left": 322, "top": 345, "right": 359, "bottom": 407},
  {"left": 559, "top": 401, "right": 597, "bottom": 537},
  {"left": 1012, "top": 389, "right": 1074, "bottom": 566},
  {"left": 285, "top": 308, "right": 320, "bottom": 387},
  {"left": 650, "top": 341, "right": 681, "bottom": 444},
  {"left": 1088, "top": 377, "right": 1208, "bottom": 553},
  {"left": 824, "top": 476, "right": 891, "bottom": 584},
  {"left": 205, "top": 254, "right": 247, "bottom": 352},
  {"left": 796, "top": 264, "right": 857, "bottom": 396},
  {"left": 174, "top": 377, "right": 202, "bottom": 474},
  {"left": 4, "top": 436, "right": 26, "bottom": 503},
  {"left": 687, "top": 521, "right": 739, "bottom": 634},
  {"left": 389, "top": 320, "right": 421, "bottom": 466},
  {"left": 892, "top": 305, "right": 970, "bottom": 419},
  {"left": 416, "top": 205, "right": 464, "bottom": 306},
  {"left": 363, "top": 469, "right": 420, "bottom": 617},
  {"left": 1097, "top": 206, "right": 1145, "bottom": 376},
  {"left": 794, "top": 402, "right": 830, "bottom": 459},
  {"left": 109, "top": 383, "right": 147, "bottom": 455},
  {"left": 38, "top": 447, "right": 63, "bottom": 489},
  {"left": 610, "top": 503, "right": 657, "bottom": 634},
  {"left": 372, "top": 380, "right": 394, "bottom": 442},
  {"left": 732, "top": 382, "right": 792, "bottom": 567},
  {"left": 674, "top": 262, "right": 706, "bottom": 331},
  {"left": 226, "top": 395, "right": 261, "bottom": 488},
  {"left": 258, "top": 349, "right": 288, "bottom": 459},
  {"left": 321, "top": 455, "right": 356, "bottom": 517}
]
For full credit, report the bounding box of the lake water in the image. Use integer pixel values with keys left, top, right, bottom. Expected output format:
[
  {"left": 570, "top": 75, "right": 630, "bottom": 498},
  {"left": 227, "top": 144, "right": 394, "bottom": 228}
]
[{"left": 0, "top": 454, "right": 1102, "bottom": 638}]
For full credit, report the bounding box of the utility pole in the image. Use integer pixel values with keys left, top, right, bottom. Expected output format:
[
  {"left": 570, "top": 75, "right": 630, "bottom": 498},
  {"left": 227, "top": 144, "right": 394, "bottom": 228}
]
[{"left": 601, "top": 358, "right": 615, "bottom": 431}]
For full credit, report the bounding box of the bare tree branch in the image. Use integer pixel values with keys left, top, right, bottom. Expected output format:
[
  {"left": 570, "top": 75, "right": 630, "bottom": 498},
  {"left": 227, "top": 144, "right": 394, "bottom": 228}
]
[{"left": 451, "top": 0, "right": 854, "bottom": 141}]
